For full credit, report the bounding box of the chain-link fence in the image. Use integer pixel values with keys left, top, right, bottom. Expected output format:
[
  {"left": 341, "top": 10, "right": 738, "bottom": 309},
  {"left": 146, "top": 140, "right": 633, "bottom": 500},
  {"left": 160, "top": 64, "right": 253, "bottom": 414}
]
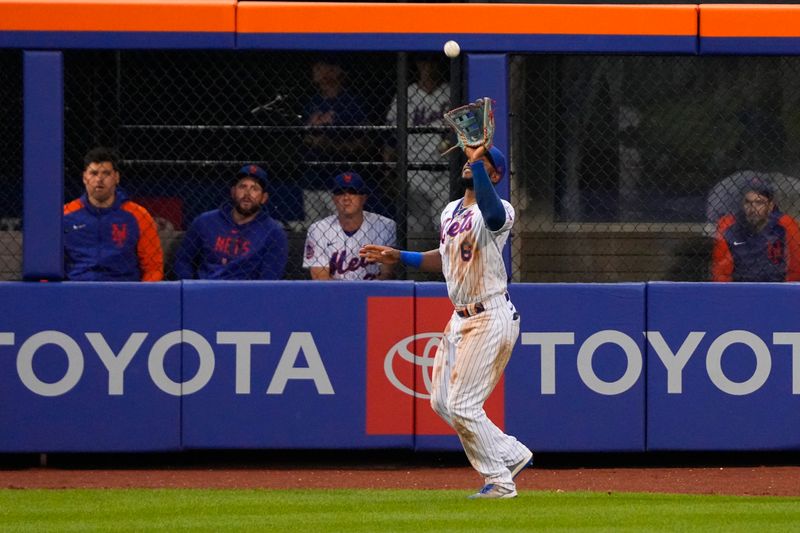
[
  {"left": 59, "top": 50, "right": 800, "bottom": 283},
  {"left": 0, "top": 51, "right": 23, "bottom": 281},
  {"left": 510, "top": 54, "right": 800, "bottom": 282},
  {"left": 64, "top": 51, "right": 454, "bottom": 281}
]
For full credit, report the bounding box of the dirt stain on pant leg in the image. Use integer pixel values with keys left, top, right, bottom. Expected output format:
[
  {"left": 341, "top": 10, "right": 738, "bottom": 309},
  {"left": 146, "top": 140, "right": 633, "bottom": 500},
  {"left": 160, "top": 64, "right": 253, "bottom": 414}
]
[
  {"left": 452, "top": 416, "right": 477, "bottom": 452},
  {"left": 489, "top": 341, "right": 514, "bottom": 389}
]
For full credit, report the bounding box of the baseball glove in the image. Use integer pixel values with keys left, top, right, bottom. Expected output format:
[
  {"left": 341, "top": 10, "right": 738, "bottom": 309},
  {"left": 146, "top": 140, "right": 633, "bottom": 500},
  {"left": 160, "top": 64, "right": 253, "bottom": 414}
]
[{"left": 441, "top": 97, "right": 495, "bottom": 156}]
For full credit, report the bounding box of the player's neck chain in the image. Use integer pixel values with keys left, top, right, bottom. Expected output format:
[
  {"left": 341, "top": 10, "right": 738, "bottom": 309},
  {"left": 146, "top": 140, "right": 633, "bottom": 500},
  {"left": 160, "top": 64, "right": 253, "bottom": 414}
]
[{"left": 454, "top": 199, "right": 475, "bottom": 218}]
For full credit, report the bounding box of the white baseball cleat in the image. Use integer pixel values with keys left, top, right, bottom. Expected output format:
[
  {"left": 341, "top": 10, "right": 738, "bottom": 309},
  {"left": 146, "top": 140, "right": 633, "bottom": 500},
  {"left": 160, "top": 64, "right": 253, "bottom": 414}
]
[
  {"left": 509, "top": 449, "right": 534, "bottom": 480},
  {"left": 468, "top": 483, "right": 518, "bottom": 499}
]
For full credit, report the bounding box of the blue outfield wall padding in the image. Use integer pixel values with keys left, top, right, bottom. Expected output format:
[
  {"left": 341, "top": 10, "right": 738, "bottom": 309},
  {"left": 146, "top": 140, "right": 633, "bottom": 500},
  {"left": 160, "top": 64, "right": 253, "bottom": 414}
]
[
  {"left": 412, "top": 282, "right": 462, "bottom": 452},
  {"left": 506, "top": 284, "right": 647, "bottom": 452},
  {"left": 0, "top": 282, "right": 182, "bottom": 452},
  {"left": 1, "top": 31, "right": 234, "bottom": 49},
  {"left": 4, "top": 280, "right": 800, "bottom": 453},
  {"left": 235, "top": 33, "right": 698, "bottom": 54},
  {"left": 467, "top": 54, "right": 509, "bottom": 201},
  {"left": 700, "top": 37, "right": 800, "bottom": 56},
  {"left": 467, "top": 54, "right": 513, "bottom": 280},
  {"left": 413, "top": 283, "right": 647, "bottom": 453},
  {"left": 23, "top": 51, "right": 63, "bottom": 281},
  {"left": 647, "top": 282, "right": 800, "bottom": 451},
  {"left": 180, "top": 280, "right": 415, "bottom": 450}
]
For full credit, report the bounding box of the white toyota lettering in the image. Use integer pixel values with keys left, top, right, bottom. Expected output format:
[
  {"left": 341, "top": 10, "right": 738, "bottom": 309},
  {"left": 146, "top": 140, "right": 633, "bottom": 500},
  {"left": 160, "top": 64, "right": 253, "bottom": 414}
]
[
  {"left": 5, "top": 329, "right": 799, "bottom": 398},
  {"left": 519, "top": 329, "right": 800, "bottom": 396},
  {"left": 0, "top": 330, "right": 333, "bottom": 397}
]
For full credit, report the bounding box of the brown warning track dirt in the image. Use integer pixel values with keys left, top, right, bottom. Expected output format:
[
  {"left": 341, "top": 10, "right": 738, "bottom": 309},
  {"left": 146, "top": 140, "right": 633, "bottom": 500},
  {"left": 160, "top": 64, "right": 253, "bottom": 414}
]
[{"left": 1, "top": 452, "right": 798, "bottom": 496}]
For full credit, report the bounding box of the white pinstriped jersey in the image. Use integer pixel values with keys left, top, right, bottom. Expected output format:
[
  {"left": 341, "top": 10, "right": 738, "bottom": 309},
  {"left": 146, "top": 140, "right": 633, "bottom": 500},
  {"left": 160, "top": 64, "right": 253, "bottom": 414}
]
[
  {"left": 439, "top": 198, "right": 514, "bottom": 306},
  {"left": 304, "top": 211, "right": 396, "bottom": 280}
]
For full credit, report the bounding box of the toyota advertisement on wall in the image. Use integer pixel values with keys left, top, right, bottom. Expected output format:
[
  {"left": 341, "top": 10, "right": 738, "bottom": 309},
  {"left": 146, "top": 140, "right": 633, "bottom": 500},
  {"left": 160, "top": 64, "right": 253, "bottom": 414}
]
[{"left": 0, "top": 281, "right": 798, "bottom": 452}]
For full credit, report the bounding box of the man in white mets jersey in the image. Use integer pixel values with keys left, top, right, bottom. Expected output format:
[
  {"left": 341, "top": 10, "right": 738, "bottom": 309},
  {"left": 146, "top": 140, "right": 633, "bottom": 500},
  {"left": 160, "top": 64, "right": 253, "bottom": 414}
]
[
  {"left": 304, "top": 172, "right": 396, "bottom": 280},
  {"left": 360, "top": 144, "right": 532, "bottom": 499}
]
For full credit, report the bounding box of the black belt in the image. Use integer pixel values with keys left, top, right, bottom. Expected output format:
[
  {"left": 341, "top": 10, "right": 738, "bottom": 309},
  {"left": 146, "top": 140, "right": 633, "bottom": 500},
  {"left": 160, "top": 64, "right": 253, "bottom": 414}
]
[
  {"left": 455, "top": 293, "right": 509, "bottom": 318},
  {"left": 456, "top": 302, "right": 485, "bottom": 318}
]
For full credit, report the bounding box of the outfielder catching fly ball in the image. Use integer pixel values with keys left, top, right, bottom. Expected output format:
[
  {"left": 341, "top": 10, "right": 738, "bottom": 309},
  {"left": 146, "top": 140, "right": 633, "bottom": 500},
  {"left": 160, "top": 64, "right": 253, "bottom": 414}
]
[{"left": 359, "top": 140, "right": 532, "bottom": 499}]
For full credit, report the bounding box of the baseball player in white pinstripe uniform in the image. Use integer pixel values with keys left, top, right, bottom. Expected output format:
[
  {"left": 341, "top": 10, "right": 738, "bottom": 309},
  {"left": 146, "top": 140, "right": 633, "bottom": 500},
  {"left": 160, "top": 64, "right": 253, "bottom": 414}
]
[{"left": 360, "top": 144, "right": 532, "bottom": 499}]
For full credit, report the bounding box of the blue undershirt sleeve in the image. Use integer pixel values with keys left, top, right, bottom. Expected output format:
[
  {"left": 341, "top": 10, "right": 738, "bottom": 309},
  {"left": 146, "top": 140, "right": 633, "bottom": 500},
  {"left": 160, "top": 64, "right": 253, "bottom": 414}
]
[{"left": 471, "top": 161, "right": 506, "bottom": 231}]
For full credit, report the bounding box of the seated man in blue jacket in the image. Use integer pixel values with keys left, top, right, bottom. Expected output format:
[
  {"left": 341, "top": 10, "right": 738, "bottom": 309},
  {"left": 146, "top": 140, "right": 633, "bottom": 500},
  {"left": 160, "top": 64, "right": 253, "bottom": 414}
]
[
  {"left": 173, "top": 164, "right": 288, "bottom": 280},
  {"left": 63, "top": 147, "right": 164, "bottom": 281}
]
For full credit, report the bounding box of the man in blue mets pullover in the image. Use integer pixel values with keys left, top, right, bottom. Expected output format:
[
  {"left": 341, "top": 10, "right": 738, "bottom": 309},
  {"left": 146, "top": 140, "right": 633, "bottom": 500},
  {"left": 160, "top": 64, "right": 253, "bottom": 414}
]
[{"left": 173, "top": 164, "right": 288, "bottom": 280}]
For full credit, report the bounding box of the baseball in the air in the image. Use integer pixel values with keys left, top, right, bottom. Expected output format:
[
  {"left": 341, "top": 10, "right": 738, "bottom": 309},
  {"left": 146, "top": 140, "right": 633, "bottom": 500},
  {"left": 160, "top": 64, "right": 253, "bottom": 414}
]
[{"left": 443, "top": 40, "right": 461, "bottom": 58}]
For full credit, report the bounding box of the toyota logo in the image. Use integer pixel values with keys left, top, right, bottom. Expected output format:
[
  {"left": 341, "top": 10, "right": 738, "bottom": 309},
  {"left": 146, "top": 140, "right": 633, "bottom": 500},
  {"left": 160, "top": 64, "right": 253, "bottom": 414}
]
[{"left": 384, "top": 332, "right": 443, "bottom": 399}]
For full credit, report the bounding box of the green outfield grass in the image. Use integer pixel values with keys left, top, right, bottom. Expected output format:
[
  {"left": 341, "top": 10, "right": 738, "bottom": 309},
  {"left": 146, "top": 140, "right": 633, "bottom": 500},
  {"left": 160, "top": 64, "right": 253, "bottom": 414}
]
[{"left": 1, "top": 489, "right": 799, "bottom": 532}]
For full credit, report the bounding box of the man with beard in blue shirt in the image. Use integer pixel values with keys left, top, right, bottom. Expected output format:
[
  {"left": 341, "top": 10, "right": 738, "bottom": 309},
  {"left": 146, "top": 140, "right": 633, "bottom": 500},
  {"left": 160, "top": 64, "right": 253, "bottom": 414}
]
[
  {"left": 712, "top": 178, "right": 800, "bottom": 282},
  {"left": 173, "top": 164, "right": 288, "bottom": 280}
]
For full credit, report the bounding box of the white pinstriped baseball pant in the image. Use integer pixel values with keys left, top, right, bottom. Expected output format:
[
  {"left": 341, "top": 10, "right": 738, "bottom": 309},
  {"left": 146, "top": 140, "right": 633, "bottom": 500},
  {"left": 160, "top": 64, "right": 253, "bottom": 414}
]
[{"left": 430, "top": 293, "right": 531, "bottom": 490}]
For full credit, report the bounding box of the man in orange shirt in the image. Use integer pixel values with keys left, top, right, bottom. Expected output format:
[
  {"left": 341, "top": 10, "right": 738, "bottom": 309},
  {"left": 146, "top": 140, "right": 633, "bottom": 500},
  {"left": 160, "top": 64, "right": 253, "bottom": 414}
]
[
  {"left": 63, "top": 147, "right": 163, "bottom": 281},
  {"left": 712, "top": 178, "right": 800, "bottom": 282}
]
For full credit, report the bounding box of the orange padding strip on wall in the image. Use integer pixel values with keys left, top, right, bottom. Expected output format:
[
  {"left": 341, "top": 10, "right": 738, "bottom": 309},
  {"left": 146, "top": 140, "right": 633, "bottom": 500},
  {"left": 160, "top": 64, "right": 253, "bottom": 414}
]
[
  {"left": 238, "top": 2, "right": 698, "bottom": 36},
  {"left": 0, "top": 0, "right": 236, "bottom": 32},
  {"left": 701, "top": 4, "right": 800, "bottom": 38}
]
